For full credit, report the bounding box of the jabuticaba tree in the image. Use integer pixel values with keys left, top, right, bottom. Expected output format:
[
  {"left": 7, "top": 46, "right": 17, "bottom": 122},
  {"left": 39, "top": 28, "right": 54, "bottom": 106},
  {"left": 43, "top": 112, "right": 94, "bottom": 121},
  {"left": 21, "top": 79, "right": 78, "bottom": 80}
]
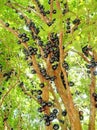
[{"left": 0, "top": 0, "right": 97, "bottom": 130}]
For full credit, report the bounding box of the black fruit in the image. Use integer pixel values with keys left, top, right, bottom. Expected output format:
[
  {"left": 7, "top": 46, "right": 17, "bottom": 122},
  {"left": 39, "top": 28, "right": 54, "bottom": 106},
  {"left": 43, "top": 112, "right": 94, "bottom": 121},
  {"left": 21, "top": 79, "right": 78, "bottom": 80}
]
[
  {"left": 62, "top": 110, "right": 67, "bottom": 116},
  {"left": 47, "top": 101, "right": 53, "bottom": 107},
  {"left": 52, "top": 10, "right": 56, "bottom": 14},
  {"left": 53, "top": 124, "right": 59, "bottom": 130},
  {"left": 40, "top": 83, "right": 45, "bottom": 88},
  {"left": 45, "top": 121, "right": 50, "bottom": 126},
  {"left": 53, "top": 109, "right": 58, "bottom": 114},
  {"left": 93, "top": 71, "right": 97, "bottom": 76},
  {"left": 69, "top": 81, "right": 74, "bottom": 87},
  {"left": 37, "top": 90, "right": 42, "bottom": 95},
  {"left": 80, "top": 115, "right": 83, "bottom": 120},
  {"left": 5, "top": 23, "right": 9, "bottom": 27}
]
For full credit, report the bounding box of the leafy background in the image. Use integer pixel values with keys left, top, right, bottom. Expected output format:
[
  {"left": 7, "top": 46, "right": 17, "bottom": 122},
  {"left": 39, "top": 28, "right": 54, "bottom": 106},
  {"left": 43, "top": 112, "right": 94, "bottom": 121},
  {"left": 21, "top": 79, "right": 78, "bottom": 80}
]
[{"left": 0, "top": 0, "right": 97, "bottom": 130}]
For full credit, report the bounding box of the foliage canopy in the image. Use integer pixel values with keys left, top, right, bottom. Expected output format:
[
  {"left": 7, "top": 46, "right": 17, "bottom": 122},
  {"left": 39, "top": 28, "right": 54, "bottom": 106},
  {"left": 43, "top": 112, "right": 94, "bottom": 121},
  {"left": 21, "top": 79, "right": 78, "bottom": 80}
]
[{"left": 0, "top": 0, "right": 97, "bottom": 130}]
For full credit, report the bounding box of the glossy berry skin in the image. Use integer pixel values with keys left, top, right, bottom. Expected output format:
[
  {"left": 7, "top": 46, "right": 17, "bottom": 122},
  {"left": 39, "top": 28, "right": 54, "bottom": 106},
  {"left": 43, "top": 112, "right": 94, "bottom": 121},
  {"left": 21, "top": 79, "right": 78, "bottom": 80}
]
[
  {"left": 45, "top": 121, "right": 50, "bottom": 126},
  {"left": 28, "top": 62, "right": 33, "bottom": 66},
  {"left": 17, "top": 40, "right": 21, "bottom": 44},
  {"left": 47, "top": 101, "right": 53, "bottom": 107},
  {"left": 52, "top": 10, "right": 56, "bottom": 14},
  {"left": 40, "top": 83, "right": 45, "bottom": 88},
  {"left": 62, "top": 61, "right": 69, "bottom": 70},
  {"left": 43, "top": 114, "right": 49, "bottom": 120},
  {"left": 53, "top": 124, "right": 59, "bottom": 130},
  {"left": 19, "top": 15, "right": 24, "bottom": 19},
  {"left": 41, "top": 101, "right": 47, "bottom": 107},
  {"left": 49, "top": 114, "right": 54, "bottom": 121},
  {"left": 85, "top": 64, "right": 91, "bottom": 69},
  {"left": 62, "top": 110, "right": 67, "bottom": 116},
  {"left": 38, "top": 107, "right": 44, "bottom": 113},
  {"left": 52, "top": 64, "right": 58, "bottom": 70},
  {"left": 69, "top": 81, "right": 74, "bottom": 87},
  {"left": 82, "top": 45, "right": 89, "bottom": 56},
  {"left": 73, "top": 18, "right": 80, "bottom": 25},
  {"left": 37, "top": 90, "right": 42, "bottom": 95},
  {"left": 53, "top": 109, "right": 58, "bottom": 114},
  {"left": 93, "top": 71, "right": 97, "bottom": 76},
  {"left": 5, "top": 23, "right": 9, "bottom": 27},
  {"left": 18, "top": 34, "right": 23, "bottom": 38},
  {"left": 31, "top": 69, "right": 36, "bottom": 74},
  {"left": 37, "top": 96, "right": 43, "bottom": 103},
  {"left": 80, "top": 115, "right": 83, "bottom": 120}
]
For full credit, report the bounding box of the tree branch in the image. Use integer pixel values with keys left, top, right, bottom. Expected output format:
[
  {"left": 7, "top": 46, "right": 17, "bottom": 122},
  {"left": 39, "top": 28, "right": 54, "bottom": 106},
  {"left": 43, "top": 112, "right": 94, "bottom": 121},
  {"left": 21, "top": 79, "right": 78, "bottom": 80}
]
[{"left": 0, "top": 81, "right": 18, "bottom": 107}]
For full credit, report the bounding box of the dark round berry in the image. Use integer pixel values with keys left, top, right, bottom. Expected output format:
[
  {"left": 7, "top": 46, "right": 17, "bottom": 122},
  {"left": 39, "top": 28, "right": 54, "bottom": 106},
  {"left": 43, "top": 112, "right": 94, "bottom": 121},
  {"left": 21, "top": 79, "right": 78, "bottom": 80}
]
[
  {"left": 18, "top": 34, "right": 23, "bottom": 38},
  {"left": 38, "top": 107, "right": 43, "bottom": 113},
  {"left": 73, "top": 18, "right": 80, "bottom": 25},
  {"left": 5, "top": 23, "right": 9, "bottom": 27},
  {"left": 85, "top": 64, "right": 91, "bottom": 69},
  {"left": 87, "top": 70, "right": 91, "bottom": 74},
  {"left": 62, "top": 62, "right": 69, "bottom": 70},
  {"left": 28, "top": 62, "right": 33, "bottom": 66},
  {"left": 25, "top": 37, "right": 29, "bottom": 41},
  {"left": 7, "top": 0, "right": 10, "bottom": 3},
  {"left": 45, "top": 121, "right": 50, "bottom": 126},
  {"left": 93, "top": 71, "right": 97, "bottom": 76},
  {"left": 47, "top": 22, "right": 52, "bottom": 26},
  {"left": 43, "top": 114, "right": 49, "bottom": 120},
  {"left": 37, "top": 90, "right": 42, "bottom": 95},
  {"left": 69, "top": 81, "right": 74, "bottom": 87},
  {"left": 31, "top": 69, "right": 36, "bottom": 74},
  {"left": 52, "top": 10, "right": 56, "bottom": 14},
  {"left": 37, "top": 96, "right": 43, "bottom": 103},
  {"left": 53, "top": 124, "right": 59, "bottom": 130},
  {"left": 52, "top": 64, "right": 58, "bottom": 70},
  {"left": 53, "top": 109, "right": 58, "bottom": 114},
  {"left": 22, "top": 33, "right": 27, "bottom": 37},
  {"left": 2, "top": 87, "right": 5, "bottom": 90},
  {"left": 67, "top": 25, "right": 70, "bottom": 29},
  {"left": 80, "top": 115, "right": 83, "bottom": 120},
  {"left": 47, "top": 101, "right": 53, "bottom": 107},
  {"left": 40, "top": 83, "right": 45, "bottom": 88},
  {"left": 41, "top": 101, "right": 47, "bottom": 107},
  {"left": 62, "top": 110, "right": 67, "bottom": 116},
  {"left": 17, "top": 40, "right": 21, "bottom": 44},
  {"left": 19, "top": 15, "right": 24, "bottom": 19},
  {"left": 49, "top": 114, "right": 54, "bottom": 121},
  {"left": 46, "top": 10, "right": 50, "bottom": 14},
  {"left": 45, "top": 75, "right": 50, "bottom": 80}
]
